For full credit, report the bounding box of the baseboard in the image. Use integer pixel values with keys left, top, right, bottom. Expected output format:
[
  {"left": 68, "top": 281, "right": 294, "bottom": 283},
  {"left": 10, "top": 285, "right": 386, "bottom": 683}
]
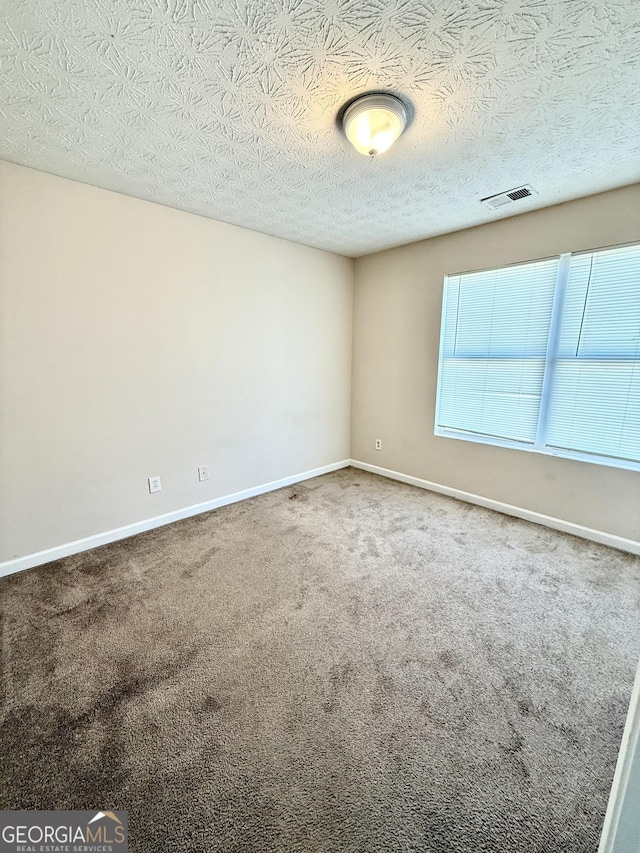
[
  {"left": 349, "top": 459, "right": 640, "bottom": 556},
  {"left": 3, "top": 456, "right": 637, "bottom": 578},
  {"left": 598, "top": 658, "right": 640, "bottom": 853},
  {"left": 0, "top": 459, "right": 351, "bottom": 579}
]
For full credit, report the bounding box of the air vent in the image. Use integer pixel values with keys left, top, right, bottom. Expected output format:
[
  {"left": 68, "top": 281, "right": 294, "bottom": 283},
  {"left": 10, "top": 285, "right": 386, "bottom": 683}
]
[{"left": 481, "top": 184, "right": 537, "bottom": 210}]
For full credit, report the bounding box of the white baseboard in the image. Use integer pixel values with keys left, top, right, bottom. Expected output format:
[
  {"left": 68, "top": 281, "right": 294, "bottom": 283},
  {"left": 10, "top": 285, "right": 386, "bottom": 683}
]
[
  {"left": 349, "top": 459, "right": 640, "bottom": 556},
  {"left": 598, "top": 658, "right": 640, "bottom": 853},
  {"left": 3, "top": 457, "right": 638, "bottom": 579},
  {"left": 0, "top": 459, "right": 351, "bottom": 579}
]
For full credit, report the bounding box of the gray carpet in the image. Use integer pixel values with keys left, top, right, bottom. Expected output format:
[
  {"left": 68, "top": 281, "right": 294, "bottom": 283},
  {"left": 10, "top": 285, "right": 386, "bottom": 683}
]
[{"left": 1, "top": 467, "right": 638, "bottom": 852}]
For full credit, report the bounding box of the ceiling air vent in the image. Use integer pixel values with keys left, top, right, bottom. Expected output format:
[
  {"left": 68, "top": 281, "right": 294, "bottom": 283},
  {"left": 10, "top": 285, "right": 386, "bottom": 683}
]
[{"left": 481, "top": 184, "right": 537, "bottom": 210}]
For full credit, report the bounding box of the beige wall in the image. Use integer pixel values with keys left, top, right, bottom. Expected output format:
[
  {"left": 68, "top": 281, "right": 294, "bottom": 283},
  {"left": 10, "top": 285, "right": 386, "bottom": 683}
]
[
  {"left": 351, "top": 185, "right": 640, "bottom": 542},
  {"left": 2, "top": 163, "right": 638, "bottom": 562},
  {"left": 0, "top": 162, "right": 353, "bottom": 561}
]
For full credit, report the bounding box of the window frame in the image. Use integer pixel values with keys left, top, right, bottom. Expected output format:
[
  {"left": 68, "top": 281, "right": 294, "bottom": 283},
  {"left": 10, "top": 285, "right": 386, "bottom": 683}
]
[{"left": 434, "top": 242, "right": 640, "bottom": 474}]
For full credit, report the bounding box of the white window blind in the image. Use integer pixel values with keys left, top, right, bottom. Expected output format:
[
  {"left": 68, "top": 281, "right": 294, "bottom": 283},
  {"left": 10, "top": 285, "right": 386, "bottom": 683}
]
[
  {"left": 546, "top": 244, "right": 640, "bottom": 464},
  {"left": 435, "top": 243, "right": 640, "bottom": 471},
  {"left": 437, "top": 259, "right": 559, "bottom": 444}
]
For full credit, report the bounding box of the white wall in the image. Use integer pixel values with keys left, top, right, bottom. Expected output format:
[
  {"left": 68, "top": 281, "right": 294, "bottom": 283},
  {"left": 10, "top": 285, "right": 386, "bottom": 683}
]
[
  {"left": 0, "top": 162, "right": 353, "bottom": 562},
  {"left": 351, "top": 185, "right": 640, "bottom": 543}
]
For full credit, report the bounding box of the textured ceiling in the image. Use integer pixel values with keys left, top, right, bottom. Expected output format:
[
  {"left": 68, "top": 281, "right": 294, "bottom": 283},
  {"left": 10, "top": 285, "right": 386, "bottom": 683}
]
[{"left": 1, "top": 0, "right": 639, "bottom": 256}]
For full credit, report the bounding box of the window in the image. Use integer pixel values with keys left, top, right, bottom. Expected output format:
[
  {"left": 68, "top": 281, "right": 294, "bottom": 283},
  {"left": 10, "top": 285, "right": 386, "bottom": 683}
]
[{"left": 435, "top": 243, "right": 640, "bottom": 471}]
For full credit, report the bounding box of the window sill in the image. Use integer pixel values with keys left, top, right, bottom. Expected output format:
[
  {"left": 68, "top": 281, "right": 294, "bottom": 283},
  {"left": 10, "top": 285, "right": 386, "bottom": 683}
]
[{"left": 434, "top": 428, "right": 640, "bottom": 474}]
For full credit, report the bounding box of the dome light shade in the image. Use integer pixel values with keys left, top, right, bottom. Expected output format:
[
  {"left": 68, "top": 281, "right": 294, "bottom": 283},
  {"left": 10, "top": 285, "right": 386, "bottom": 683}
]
[{"left": 342, "top": 93, "right": 407, "bottom": 157}]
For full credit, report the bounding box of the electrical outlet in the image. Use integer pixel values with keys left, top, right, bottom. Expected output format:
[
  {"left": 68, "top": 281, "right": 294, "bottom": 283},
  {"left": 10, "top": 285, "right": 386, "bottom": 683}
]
[
  {"left": 148, "top": 476, "right": 161, "bottom": 493},
  {"left": 375, "top": 439, "right": 382, "bottom": 450},
  {"left": 198, "top": 465, "right": 209, "bottom": 482}
]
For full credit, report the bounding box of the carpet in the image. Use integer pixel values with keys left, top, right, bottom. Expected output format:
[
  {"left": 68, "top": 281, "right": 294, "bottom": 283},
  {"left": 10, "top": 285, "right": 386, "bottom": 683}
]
[{"left": 1, "top": 467, "right": 638, "bottom": 852}]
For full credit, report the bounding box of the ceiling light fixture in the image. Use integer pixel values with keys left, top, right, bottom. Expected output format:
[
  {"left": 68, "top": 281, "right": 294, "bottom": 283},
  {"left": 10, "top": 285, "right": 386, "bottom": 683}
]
[{"left": 342, "top": 93, "right": 407, "bottom": 157}]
